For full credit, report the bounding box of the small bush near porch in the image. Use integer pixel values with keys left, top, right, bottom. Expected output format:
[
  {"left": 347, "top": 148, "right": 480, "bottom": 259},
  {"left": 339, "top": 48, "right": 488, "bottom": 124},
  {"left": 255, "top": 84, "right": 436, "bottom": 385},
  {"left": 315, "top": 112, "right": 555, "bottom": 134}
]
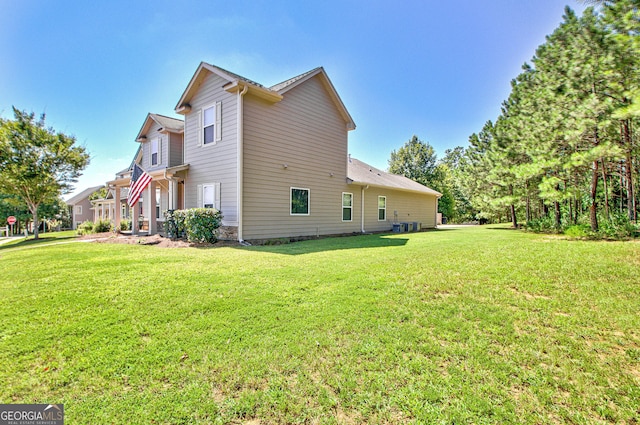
[{"left": 164, "top": 207, "right": 222, "bottom": 243}]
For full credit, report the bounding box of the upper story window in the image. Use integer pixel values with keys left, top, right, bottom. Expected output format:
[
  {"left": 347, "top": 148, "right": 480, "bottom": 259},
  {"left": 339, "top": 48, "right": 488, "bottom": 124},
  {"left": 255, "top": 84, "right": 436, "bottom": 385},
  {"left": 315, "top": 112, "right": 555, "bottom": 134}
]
[
  {"left": 151, "top": 138, "right": 159, "bottom": 166},
  {"left": 291, "top": 188, "right": 310, "bottom": 215},
  {"left": 75, "top": 205, "right": 82, "bottom": 215},
  {"left": 202, "top": 102, "right": 222, "bottom": 146},
  {"left": 203, "top": 106, "right": 215, "bottom": 145}
]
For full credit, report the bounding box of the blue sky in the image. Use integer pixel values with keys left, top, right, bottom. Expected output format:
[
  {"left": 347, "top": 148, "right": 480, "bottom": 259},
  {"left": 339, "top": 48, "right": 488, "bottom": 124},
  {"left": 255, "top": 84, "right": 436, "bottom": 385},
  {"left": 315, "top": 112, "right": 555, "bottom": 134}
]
[{"left": 1, "top": 0, "right": 585, "bottom": 198}]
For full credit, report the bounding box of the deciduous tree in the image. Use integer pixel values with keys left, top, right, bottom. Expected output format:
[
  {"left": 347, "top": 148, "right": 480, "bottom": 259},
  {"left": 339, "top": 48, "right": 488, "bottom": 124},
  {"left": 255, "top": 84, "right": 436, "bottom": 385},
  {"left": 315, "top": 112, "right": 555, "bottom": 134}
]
[{"left": 0, "top": 108, "right": 89, "bottom": 239}]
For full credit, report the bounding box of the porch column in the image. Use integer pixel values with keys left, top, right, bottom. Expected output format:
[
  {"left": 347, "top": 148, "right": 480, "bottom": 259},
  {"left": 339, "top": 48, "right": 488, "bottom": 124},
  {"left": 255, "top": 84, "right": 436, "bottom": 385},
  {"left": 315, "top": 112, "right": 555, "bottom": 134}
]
[
  {"left": 148, "top": 181, "right": 157, "bottom": 235},
  {"left": 114, "top": 186, "right": 121, "bottom": 230},
  {"left": 168, "top": 179, "right": 174, "bottom": 210},
  {"left": 132, "top": 197, "right": 140, "bottom": 235}
]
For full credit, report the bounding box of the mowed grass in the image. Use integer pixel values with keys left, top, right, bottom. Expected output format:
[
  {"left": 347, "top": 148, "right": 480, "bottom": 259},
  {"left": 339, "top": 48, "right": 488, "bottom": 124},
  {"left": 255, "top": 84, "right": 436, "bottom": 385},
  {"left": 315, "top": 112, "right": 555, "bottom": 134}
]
[{"left": 0, "top": 226, "right": 638, "bottom": 424}]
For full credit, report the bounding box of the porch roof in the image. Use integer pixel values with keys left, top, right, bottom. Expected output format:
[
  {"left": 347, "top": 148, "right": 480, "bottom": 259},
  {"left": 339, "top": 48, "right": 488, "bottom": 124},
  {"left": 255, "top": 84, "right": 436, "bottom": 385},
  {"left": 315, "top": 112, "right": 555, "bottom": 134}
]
[{"left": 107, "top": 164, "right": 189, "bottom": 187}]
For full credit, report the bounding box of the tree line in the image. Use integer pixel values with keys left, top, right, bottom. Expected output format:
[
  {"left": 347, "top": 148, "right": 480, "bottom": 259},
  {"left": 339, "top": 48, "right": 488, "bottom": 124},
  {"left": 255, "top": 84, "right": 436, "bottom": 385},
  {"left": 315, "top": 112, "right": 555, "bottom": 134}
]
[{"left": 390, "top": 1, "right": 639, "bottom": 234}]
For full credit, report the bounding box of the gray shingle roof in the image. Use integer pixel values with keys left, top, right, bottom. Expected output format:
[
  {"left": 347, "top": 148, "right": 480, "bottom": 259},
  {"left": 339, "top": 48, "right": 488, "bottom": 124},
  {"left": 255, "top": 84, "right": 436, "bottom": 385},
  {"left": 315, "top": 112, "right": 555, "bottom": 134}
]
[
  {"left": 149, "top": 114, "right": 184, "bottom": 132},
  {"left": 270, "top": 67, "right": 322, "bottom": 93},
  {"left": 65, "top": 185, "right": 104, "bottom": 205},
  {"left": 347, "top": 157, "right": 442, "bottom": 196},
  {"left": 206, "top": 63, "right": 266, "bottom": 89}
]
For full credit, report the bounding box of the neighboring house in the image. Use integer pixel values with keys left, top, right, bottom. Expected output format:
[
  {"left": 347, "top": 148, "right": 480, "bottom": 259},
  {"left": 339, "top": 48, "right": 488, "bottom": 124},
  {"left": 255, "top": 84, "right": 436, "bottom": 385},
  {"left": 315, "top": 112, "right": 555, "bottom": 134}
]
[
  {"left": 65, "top": 185, "right": 104, "bottom": 229},
  {"left": 108, "top": 114, "right": 186, "bottom": 234},
  {"left": 107, "top": 62, "right": 441, "bottom": 241},
  {"left": 91, "top": 186, "right": 131, "bottom": 223}
]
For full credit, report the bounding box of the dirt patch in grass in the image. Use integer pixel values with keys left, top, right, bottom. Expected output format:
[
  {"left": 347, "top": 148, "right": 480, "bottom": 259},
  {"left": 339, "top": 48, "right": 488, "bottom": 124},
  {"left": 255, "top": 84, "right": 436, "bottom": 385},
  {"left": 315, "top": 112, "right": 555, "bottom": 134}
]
[{"left": 78, "top": 232, "right": 241, "bottom": 248}]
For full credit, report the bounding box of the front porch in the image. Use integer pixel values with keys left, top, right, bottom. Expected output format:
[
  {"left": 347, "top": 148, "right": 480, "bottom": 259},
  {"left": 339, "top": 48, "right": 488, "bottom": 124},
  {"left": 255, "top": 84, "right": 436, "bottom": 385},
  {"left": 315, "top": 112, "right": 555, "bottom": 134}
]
[{"left": 106, "top": 164, "right": 188, "bottom": 235}]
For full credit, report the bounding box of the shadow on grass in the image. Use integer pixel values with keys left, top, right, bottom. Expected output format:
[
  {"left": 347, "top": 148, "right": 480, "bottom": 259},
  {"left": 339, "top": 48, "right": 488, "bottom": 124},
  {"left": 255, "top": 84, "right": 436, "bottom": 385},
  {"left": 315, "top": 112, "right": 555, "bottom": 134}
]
[
  {"left": 0, "top": 234, "right": 79, "bottom": 251},
  {"left": 238, "top": 233, "right": 410, "bottom": 255}
]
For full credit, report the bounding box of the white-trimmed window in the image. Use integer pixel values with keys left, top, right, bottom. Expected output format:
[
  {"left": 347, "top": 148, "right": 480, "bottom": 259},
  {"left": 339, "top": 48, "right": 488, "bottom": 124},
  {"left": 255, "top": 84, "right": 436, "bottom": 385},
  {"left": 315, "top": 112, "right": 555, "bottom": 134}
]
[
  {"left": 291, "top": 188, "right": 310, "bottom": 215},
  {"left": 151, "top": 138, "right": 159, "bottom": 166},
  {"left": 197, "top": 183, "right": 221, "bottom": 210},
  {"left": 202, "top": 102, "right": 222, "bottom": 146},
  {"left": 75, "top": 205, "right": 82, "bottom": 215},
  {"left": 342, "top": 192, "right": 353, "bottom": 222},
  {"left": 378, "top": 196, "right": 387, "bottom": 221},
  {"left": 203, "top": 106, "right": 214, "bottom": 145}
]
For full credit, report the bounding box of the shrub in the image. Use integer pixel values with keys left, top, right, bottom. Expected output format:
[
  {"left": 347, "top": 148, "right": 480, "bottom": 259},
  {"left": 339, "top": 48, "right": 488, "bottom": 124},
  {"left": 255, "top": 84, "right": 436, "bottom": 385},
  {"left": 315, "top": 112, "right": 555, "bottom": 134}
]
[
  {"left": 564, "top": 224, "right": 590, "bottom": 238},
  {"left": 93, "top": 219, "right": 113, "bottom": 233},
  {"left": 165, "top": 208, "right": 222, "bottom": 243},
  {"left": 119, "top": 219, "right": 131, "bottom": 232},
  {"left": 525, "top": 216, "right": 557, "bottom": 233},
  {"left": 164, "top": 209, "right": 186, "bottom": 239},
  {"left": 77, "top": 221, "right": 94, "bottom": 235},
  {"left": 598, "top": 214, "right": 637, "bottom": 239}
]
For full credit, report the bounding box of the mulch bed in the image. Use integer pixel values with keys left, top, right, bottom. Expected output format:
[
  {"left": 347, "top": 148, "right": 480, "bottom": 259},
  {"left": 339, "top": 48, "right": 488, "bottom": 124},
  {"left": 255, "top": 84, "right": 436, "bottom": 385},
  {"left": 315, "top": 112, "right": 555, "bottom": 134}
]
[{"left": 78, "top": 232, "right": 241, "bottom": 248}]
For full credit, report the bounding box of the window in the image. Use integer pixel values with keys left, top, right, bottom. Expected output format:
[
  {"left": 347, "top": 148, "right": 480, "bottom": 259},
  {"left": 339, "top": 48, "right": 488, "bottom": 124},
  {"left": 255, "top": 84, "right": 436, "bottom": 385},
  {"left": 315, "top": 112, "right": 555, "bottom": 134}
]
[
  {"left": 291, "top": 188, "right": 310, "bottom": 215},
  {"left": 75, "top": 205, "right": 82, "bottom": 215},
  {"left": 151, "top": 138, "right": 159, "bottom": 166},
  {"left": 155, "top": 188, "right": 161, "bottom": 219},
  {"left": 198, "top": 183, "right": 220, "bottom": 210},
  {"left": 378, "top": 196, "right": 386, "bottom": 221},
  {"left": 203, "top": 185, "right": 215, "bottom": 208},
  {"left": 342, "top": 192, "right": 353, "bottom": 221},
  {"left": 202, "top": 102, "right": 222, "bottom": 146},
  {"left": 203, "top": 105, "right": 215, "bottom": 145}
]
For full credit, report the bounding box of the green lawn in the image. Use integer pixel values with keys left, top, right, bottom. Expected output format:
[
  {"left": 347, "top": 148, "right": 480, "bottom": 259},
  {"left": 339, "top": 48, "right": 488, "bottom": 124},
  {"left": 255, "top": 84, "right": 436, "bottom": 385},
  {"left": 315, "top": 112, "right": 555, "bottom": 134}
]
[{"left": 0, "top": 226, "right": 638, "bottom": 424}]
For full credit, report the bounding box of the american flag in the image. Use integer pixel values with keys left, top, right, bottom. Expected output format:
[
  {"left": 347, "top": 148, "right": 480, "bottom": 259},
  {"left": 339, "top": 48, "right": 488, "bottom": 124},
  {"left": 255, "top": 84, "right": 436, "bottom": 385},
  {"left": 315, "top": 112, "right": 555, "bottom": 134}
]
[{"left": 127, "top": 164, "right": 152, "bottom": 207}]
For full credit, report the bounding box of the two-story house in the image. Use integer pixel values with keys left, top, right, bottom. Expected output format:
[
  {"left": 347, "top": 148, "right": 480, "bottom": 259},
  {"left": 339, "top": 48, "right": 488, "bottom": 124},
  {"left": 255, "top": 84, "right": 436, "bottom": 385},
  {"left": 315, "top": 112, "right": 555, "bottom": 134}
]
[
  {"left": 108, "top": 62, "right": 441, "bottom": 242},
  {"left": 65, "top": 185, "right": 104, "bottom": 229}
]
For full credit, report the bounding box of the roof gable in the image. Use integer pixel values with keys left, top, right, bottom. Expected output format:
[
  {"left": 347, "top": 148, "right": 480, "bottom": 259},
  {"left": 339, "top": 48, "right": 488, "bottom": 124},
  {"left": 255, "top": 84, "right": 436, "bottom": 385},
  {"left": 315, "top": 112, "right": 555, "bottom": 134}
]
[
  {"left": 65, "top": 185, "right": 104, "bottom": 205},
  {"left": 135, "top": 113, "right": 184, "bottom": 142},
  {"left": 175, "top": 62, "right": 281, "bottom": 113},
  {"left": 270, "top": 67, "right": 355, "bottom": 131},
  {"left": 174, "top": 63, "right": 354, "bottom": 130}
]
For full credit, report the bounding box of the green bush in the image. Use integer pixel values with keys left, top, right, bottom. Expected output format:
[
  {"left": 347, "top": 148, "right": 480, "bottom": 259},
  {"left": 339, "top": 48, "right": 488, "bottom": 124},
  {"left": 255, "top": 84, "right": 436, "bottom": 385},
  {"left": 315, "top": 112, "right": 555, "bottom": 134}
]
[
  {"left": 525, "top": 215, "right": 557, "bottom": 233},
  {"left": 598, "top": 214, "right": 637, "bottom": 239},
  {"left": 164, "top": 209, "right": 186, "bottom": 239},
  {"left": 93, "top": 219, "right": 113, "bottom": 233},
  {"left": 119, "top": 219, "right": 131, "bottom": 232},
  {"left": 76, "top": 221, "right": 94, "bottom": 235},
  {"left": 564, "top": 224, "right": 590, "bottom": 238},
  {"left": 165, "top": 208, "right": 222, "bottom": 243}
]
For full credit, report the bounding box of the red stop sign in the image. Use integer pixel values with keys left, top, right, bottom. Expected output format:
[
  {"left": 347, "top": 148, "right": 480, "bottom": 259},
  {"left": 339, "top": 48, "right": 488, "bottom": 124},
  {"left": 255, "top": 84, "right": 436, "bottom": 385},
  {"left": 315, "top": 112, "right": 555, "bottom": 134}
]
[{"left": 7, "top": 216, "right": 16, "bottom": 225}]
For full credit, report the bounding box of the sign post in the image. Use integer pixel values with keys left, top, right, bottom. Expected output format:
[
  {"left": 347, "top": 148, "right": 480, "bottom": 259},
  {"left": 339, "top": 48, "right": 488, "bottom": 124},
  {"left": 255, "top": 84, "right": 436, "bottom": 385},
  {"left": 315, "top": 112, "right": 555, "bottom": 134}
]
[{"left": 7, "top": 216, "right": 16, "bottom": 236}]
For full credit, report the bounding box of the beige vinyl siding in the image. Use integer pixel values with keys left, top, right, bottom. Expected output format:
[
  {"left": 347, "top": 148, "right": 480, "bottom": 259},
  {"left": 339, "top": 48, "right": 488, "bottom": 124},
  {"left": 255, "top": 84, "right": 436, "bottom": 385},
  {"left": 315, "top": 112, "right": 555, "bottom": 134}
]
[
  {"left": 183, "top": 72, "right": 239, "bottom": 225},
  {"left": 242, "top": 74, "right": 360, "bottom": 239},
  {"left": 72, "top": 198, "right": 94, "bottom": 228},
  {"left": 169, "top": 132, "right": 184, "bottom": 167},
  {"left": 141, "top": 127, "right": 169, "bottom": 172},
  {"left": 361, "top": 187, "right": 438, "bottom": 232}
]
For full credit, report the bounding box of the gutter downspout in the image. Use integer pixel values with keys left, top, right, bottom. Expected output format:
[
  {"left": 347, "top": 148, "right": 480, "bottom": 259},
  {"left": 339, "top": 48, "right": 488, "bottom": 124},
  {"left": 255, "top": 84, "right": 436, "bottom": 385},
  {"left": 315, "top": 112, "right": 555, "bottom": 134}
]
[
  {"left": 237, "top": 84, "right": 249, "bottom": 242},
  {"left": 361, "top": 185, "right": 369, "bottom": 233}
]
